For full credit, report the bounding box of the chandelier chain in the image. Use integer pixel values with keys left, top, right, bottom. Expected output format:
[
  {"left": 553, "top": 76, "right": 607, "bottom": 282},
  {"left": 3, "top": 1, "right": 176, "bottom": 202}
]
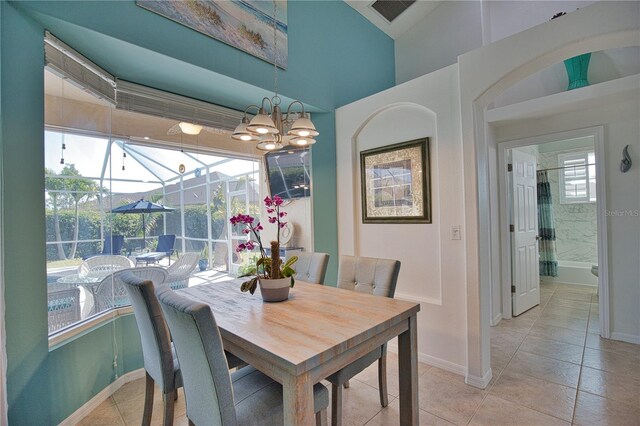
[{"left": 272, "top": 0, "right": 278, "bottom": 103}]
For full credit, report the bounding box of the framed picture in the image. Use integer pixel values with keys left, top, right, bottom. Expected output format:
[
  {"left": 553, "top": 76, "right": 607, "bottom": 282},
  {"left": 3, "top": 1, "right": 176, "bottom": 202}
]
[
  {"left": 136, "top": 0, "right": 288, "bottom": 68},
  {"left": 360, "top": 138, "right": 431, "bottom": 224}
]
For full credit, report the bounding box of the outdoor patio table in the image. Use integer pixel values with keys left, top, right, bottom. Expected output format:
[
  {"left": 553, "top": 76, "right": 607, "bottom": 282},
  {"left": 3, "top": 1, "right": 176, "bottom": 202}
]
[
  {"left": 178, "top": 280, "right": 420, "bottom": 425},
  {"left": 56, "top": 273, "right": 106, "bottom": 317}
]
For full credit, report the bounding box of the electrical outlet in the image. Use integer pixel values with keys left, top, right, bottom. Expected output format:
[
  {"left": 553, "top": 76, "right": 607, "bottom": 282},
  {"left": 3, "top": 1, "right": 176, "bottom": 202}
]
[{"left": 451, "top": 225, "right": 462, "bottom": 240}]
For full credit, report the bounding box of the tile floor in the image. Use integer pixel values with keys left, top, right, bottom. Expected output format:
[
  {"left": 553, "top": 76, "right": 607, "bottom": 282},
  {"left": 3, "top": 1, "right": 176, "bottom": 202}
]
[{"left": 80, "top": 282, "right": 639, "bottom": 425}]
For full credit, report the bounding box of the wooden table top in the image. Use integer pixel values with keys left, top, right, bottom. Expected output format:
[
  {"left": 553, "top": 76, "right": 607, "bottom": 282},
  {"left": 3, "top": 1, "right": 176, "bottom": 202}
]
[{"left": 178, "top": 281, "right": 420, "bottom": 375}]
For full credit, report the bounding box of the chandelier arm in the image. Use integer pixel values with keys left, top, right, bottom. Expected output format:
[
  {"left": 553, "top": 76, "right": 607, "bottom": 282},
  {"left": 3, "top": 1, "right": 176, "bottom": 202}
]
[
  {"left": 243, "top": 105, "right": 261, "bottom": 116},
  {"left": 284, "top": 100, "right": 306, "bottom": 122},
  {"left": 260, "top": 97, "right": 274, "bottom": 113}
]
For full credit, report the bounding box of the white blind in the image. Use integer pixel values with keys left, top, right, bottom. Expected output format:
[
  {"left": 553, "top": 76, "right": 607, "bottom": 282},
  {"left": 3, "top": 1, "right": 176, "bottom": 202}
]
[
  {"left": 115, "top": 80, "right": 245, "bottom": 132},
  {"left": 44, "top": 32, "right": 116, "bottom": 104}
]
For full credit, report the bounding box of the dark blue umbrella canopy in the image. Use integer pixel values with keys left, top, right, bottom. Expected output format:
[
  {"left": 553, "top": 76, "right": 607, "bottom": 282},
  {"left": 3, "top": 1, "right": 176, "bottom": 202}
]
[{"left": 111, "top": 199, "right": 174, "bottom": 246}]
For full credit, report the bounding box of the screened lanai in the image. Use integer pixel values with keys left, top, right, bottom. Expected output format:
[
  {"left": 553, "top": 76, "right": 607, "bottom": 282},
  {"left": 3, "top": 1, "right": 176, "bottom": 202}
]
[{"left": 44, "top": 129, "right": 261, "bottom": 274}]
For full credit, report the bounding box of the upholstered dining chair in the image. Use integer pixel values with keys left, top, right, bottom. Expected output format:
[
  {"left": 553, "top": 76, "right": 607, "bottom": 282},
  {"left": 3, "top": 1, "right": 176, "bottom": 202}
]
[
  {"left": 328, "top": 255, "right": 401, "bottom": 426},
  {"left": 120, "top": 271, "right": 181, "bottom": 426},
  {"left": 290, "top": 252, "right": 330, "bottom": 284},
  {"left": 156, "top": 286, "right": 330, "bottom": 426},
  {"left": 121, "top": 272, "right": 245, "bottom": 426}
]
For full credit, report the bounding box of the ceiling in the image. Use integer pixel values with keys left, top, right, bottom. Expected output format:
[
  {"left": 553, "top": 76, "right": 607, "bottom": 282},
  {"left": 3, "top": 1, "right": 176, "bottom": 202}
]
[{"left": 344, "top": 0, "right": 442, "bottom": 39}]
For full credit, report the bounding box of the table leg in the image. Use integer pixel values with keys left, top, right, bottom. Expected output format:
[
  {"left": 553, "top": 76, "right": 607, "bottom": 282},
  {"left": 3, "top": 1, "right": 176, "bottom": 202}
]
[
  {"left": 398, "top": 314, "right": 418, "bottom": 425},
  {"left": 283, "top": 372, "right": 314, "bottom": 425}
]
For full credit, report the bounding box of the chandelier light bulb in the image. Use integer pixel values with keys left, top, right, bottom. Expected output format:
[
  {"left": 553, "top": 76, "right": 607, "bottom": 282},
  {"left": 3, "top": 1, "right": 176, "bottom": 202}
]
[
  {"left": 265, "top": 143, "right": 276, "bottom": 150},
  {"left": 298, "top": 130, "right": 310, "bottom": 137},
  {"left": 240, "top": 135, "right": 252, "bottom": 141},
  {"left": 256, "top": 127, "right": 269, "bottom": 134},
  {"left": 296, "top": 139, "right": 308, "bottom": 146}
]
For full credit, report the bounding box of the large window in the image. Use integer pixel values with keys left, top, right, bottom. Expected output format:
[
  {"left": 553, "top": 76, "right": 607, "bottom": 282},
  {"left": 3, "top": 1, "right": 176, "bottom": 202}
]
[{"left": 558, "top": 151, "right": 596, "bottom": 204}]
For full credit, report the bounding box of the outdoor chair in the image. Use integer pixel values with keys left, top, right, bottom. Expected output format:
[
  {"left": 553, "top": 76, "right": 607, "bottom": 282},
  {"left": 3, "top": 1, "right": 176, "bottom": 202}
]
[
  {"left": 47, "top": 287, "right": 81, "bottom": 333},
  {"left": 78, "top": 255, "right": 134, "bottom": 277},
  {"left": 289, "top": 252, "right": 330, "bottom": 284},
  {"left": 135, "top": 234, "right": 176, "bottom": 266},
  {"left": 327, "top": 255, "right": 401, "bottom": 426},
  {"left": 93, "top": 267, "right": 167, "bottom": 313},
  {"left": 156, "top": 286, "right": 329, "bottom": 426},
  {"left": 82, "top": 235, "right": 125, "bottom": 259},
  {"left": 164, "top": 252, "right": 199, "bottom": 290}
]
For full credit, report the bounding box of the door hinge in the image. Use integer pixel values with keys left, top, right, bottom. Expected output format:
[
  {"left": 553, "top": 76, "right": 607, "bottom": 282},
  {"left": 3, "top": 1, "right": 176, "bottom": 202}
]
[
  {"left": 510, "top": 224, "right": 514, "bottom": 232},
  {"left": 507, "top": 163, "right": 513, "bottom": 172},
  {"left": 511, "top": 285, "right": 516, "bottom": 293}
]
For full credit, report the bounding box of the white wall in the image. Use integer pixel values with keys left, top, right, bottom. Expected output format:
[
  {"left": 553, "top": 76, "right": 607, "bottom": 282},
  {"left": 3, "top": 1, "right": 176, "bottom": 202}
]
[
  {"left": 395, "top": 1, "right": 482, "bottom": 85},
  {"left": 494, "top": 98, "right": 640, "bottom": 342},
  {"left": 336, "top": 65, "right": 468, "bottom": 373}
]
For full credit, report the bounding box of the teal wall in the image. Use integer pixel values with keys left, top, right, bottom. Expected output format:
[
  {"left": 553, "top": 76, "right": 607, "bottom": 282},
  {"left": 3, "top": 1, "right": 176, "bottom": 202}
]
[{"left": 1, "top": 1, "right": 394, "bottom": 423}]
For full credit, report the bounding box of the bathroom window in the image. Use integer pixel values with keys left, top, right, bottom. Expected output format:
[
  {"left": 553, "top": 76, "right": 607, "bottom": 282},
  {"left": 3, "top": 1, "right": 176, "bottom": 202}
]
[{"left": 558, "top": 151, "right": 596, "bottom": 204}]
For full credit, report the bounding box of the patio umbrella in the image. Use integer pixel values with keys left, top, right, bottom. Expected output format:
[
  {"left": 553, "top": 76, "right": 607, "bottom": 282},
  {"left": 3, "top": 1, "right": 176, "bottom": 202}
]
[{"left": 111, "top": 199, "right": 174, "bottom": 247}]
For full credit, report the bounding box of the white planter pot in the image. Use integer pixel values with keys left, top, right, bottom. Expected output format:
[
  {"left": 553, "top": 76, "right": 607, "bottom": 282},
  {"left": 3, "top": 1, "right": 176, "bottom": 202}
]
[{"left": 258, "top": 277, "right": 291, "bottom": 302}]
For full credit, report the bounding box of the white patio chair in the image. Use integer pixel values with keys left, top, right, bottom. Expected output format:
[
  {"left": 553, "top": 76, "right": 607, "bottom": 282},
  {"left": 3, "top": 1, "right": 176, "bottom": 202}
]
[
  {"left": 92, "top": 267, "right": 168, "bottom": 313},
  {"left": 47, "top": 287, "right": 81, "bottom": 333},
  {"left": 165, "top": 252, "right": 199, "bottom": 290},
  {"left": 78, "top": 255, "right": 134, "bottom": 277}
]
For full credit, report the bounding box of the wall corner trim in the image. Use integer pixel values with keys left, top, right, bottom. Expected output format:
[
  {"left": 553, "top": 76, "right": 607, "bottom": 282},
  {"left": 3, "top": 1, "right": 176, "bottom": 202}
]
[
  {"left": 58, "top": 368, "right": 145, "bottom": 426},
  {"left": 465, "top": 368, "right": 492, "bottom": 389}
]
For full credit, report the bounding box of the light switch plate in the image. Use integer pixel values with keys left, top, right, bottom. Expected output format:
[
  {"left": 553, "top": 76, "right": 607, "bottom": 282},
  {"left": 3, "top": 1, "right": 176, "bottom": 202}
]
[{"left": 451, "top": 225, "right": 461, "bottom": 240}]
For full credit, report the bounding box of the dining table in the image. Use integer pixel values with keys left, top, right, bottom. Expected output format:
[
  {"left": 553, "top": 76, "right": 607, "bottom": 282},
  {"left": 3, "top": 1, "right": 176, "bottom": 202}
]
[
  {"left": 56, "top": 272, "right": 108, "bottom": 316},
  {"left": 178, "top": 280, "right": 421, "bottom": 425}
]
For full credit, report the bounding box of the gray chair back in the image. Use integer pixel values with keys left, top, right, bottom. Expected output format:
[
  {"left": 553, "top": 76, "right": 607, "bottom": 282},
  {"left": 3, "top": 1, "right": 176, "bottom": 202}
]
[
  {"left": 120, "top": 272, "right": 179, "bottom": 394},
  {"left": 156, "top": 286, "right": 236, "bottom": 426},
  {"left": 94, "top": 267, "right": 168, "bottom": 312},
  {"left": 291, "top": 252, "right": 329, "bottom": 284},
  {"left": 337, "top": 255, "right": 401, "bottom": 298}
]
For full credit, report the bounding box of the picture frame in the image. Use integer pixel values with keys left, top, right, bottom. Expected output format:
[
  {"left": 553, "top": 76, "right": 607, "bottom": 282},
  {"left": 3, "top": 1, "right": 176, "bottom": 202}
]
[
  {"left": 360, "top": 138, "right": 431, "bottom": 224},
  {"left": 136, "top": 0, "right": 288, "bottom": 68}
]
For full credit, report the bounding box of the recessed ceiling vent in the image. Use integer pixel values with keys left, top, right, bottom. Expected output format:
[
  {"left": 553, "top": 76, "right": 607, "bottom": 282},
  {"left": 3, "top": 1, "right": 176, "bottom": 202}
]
[{"left": 370, "top": 0, "right": 416, "bottom": 23}]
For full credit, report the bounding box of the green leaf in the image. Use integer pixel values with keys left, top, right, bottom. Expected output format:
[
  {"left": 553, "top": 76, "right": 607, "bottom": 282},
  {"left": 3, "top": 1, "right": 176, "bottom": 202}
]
[
  {"left": 240, "top": 277, "right": 258, "bottom": 293},
  {"left": 281, "top": 265, "right": 295, "bottom": 278},
  {"left": 284, "top": 255, "right": 298, "bottom": 268},
  {"left": 290, "top": 276, "right": 295, "bottom": 288}
]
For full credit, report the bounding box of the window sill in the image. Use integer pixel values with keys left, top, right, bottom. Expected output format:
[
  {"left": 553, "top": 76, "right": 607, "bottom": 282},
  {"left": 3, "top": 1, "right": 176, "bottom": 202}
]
[{"left": 48, "top": 306, "right": 134, "bottom": 351}]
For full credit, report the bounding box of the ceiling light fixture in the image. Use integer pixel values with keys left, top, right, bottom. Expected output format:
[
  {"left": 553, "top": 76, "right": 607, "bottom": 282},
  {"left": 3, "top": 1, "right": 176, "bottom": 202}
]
[
  {"left": 231, "top": 0, "right": 318, "bottom": 151},
  {"left": 178, "top": 122, "right": 203, "bottom": 135}
]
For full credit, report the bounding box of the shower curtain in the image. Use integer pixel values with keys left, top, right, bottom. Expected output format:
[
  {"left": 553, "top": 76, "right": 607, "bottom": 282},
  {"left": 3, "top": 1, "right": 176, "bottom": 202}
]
[{"left": 537, "top": 170, "right": 558, "bottom": 277}]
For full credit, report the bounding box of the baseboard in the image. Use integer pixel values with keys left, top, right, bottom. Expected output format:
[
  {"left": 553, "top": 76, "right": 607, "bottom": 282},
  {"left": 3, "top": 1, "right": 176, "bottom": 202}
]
[
  {"left": 491, "top": 313, "right": 502, "bottom": 326},
  {"left": 610, "top": 332, "right": 640, "bottom": 345},
  {"left": 59, "top": 368, "right": 145, "bottom": 426},
  {"left": 465, "top": 368, "right": 492, "bottom": 389},
  {"left": 387, "top": 342, "right": 467, "bottom": 377}
]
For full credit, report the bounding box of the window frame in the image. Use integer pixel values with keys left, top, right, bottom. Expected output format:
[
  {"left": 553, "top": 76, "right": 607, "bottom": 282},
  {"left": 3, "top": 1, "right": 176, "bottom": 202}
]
[{"left": 558, "top": 151, "right": 596, "bottom": 204}]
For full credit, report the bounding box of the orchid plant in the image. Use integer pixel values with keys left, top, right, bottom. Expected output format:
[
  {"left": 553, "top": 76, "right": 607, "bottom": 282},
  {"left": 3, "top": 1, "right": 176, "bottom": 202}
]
[{"left": 230, "top": 195, "right": 297, "bottom": 294}]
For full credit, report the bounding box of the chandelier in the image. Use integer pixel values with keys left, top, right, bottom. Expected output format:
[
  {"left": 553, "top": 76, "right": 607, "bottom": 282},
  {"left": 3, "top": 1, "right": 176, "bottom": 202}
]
[{"left": 231, "top": 1, "right": 318, "bottom": 151}]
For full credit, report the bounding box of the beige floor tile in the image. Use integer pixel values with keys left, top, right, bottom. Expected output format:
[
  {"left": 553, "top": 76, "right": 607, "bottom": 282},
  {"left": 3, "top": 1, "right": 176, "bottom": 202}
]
[
  {"left": 331, "top": 378, "right": 389, "bottom": 426},
  {"left": 519, "top": 335, "right": 584, "bottom": 365},
  {"left": 573, "top": 390, "right": 640, "bottom": 426},
  {"left": 468, "top": 394, "right": 569, "bottom": 426},
  {"left": 553, "top": 291, "right": 593, "bottom": 302},
  {"left": 364, "top": 399, "right": 454, "bottom": 426},
  {"left": 490, "top": 345, "right": 514, "bottom": 370},
  {"left": 579, "top": 366, "right": 640, "bottom": 407},
  {"left": 542, "top": 305, "right": 590, "bottom": 320},
  {"left": 544, "top": 298, "right": 591, "bottom": 312},
  {"left": 354, "top": 353, "right": 430, "bottom": 398},
  {"left": 528, "top": 323, "right": 586, "bottom": 346},
  {"left": 585, "top": 333, "right": 640, "bottom": 357},
  {"left": 535, "top": 313, "right": 588, "bottom": 332},
  {"left": 489, "top": 370, "right": 577, "bottom": 422},
  {"left": 582, "top": 347, "right": 640, "bottom": 379},
  {"left": 554, "top": 284, "right": 595, "bottom": 293},
  {"left": 112, "top": 379, "right": 146, "bottom": 406},
  {"left": 77, "top": 397, "right": 125, "bottom": 426},
  {"left": 505, "top": 351, "right": 581, "bottom": 388},
  {"left": 494, "top": 316, "right": 536, "bottom": 334},
  {"left": 587, "top": 318, "right": 600, "bottom": 334},
  {"left": 418, "top": 368, "right": 486, "bottom": 425}
]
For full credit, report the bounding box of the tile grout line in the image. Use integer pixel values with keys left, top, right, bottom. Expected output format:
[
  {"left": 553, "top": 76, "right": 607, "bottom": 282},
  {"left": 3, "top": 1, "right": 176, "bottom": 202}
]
[{"left": 571, "top": 292, "right": 593, "bottom": 426}]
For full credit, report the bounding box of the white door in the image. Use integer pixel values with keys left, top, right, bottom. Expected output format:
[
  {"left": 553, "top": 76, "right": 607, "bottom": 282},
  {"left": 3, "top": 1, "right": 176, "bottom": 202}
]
[{"left": 511, "top": 149, "right": 540, "bottom": 316}]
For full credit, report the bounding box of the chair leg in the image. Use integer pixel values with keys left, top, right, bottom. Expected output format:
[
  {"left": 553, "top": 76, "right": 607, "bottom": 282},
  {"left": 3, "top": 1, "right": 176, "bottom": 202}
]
[
  {"left": 163, "top": 390, "right": 176, "bottom": 426},
  {"left": 343, "top": 380, "right": 349, "bottom": 389},
  {"left": 331, "top": 383, "right": 343, "bottom": 426},
  {"left": 378, "top": 355, "right": 389, "bottom": 407},
  {"left": 316, "top": 408, "right": 328, "bottom": 426},
  {"left": 142, "top": 373, "right": 154, "bottom": 426}
]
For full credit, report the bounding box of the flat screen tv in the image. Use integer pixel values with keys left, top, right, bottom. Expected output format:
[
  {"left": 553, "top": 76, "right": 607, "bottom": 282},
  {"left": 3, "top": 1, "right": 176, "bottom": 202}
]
[{"left": 264, "top": 148, "right": 311, "bottom": 200}]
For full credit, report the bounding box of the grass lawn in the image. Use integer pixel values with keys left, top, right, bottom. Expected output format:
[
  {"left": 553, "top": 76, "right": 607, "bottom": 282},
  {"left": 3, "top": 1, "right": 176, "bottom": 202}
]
[{"left": 47, "top": 258, "right": 83, "bottom": 269}]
